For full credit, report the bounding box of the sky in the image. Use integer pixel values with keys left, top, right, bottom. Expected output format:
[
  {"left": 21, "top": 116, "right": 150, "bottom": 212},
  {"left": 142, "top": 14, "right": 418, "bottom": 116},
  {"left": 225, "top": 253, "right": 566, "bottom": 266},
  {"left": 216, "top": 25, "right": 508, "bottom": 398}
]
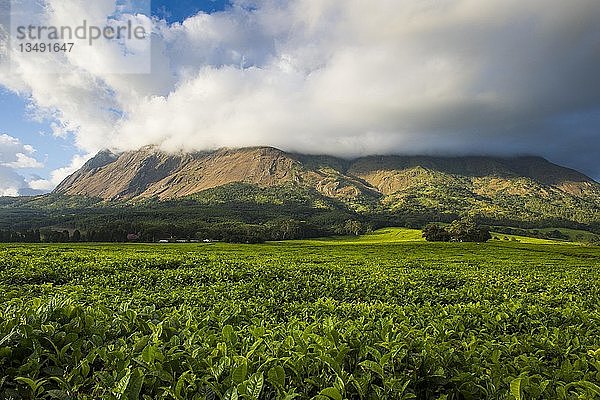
[{"left": 0, "top": 0, "right": 599, "bottom": 196}]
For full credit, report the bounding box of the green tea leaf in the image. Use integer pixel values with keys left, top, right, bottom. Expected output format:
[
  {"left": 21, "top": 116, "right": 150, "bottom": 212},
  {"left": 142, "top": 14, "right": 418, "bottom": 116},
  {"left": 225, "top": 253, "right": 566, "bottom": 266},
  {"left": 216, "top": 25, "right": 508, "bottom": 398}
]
[
  {"left": 510, "top": 378, "right": 522, "bottom": 400},
  {"left": 320, "top": 387, "right": 342, "bottom": 400}
]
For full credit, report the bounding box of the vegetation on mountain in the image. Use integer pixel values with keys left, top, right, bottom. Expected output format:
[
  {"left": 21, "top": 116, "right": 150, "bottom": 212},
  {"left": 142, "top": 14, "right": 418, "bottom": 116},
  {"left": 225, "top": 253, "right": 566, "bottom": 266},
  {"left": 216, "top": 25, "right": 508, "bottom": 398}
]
[{"left": 1, "top": 147, "right": 600, "bottom": 242}]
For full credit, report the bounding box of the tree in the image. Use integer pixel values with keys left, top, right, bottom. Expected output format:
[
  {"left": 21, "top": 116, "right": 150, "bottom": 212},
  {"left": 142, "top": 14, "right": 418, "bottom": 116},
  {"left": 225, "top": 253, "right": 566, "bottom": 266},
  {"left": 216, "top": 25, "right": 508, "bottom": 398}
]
[
  {"left": 547, "top": 229, "right": 568, "bottom": 240},
  {"left": 448, "top": 217, "right": 491, "bottom": 242},
  {"left": 285, "top": 219, "right": 304, "bottom": 240},
  {"left": 422, "top": 224, "right": 451, "bottom": 242},
  {"left": 343, "top": 220, "right": 364, "bottom": 236}
]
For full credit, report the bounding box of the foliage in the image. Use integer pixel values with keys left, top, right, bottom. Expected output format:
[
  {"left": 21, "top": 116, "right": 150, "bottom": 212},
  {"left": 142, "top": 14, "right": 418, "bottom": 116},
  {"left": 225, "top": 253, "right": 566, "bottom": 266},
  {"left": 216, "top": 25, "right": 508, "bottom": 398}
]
[
  {"left": 1, "top": 241, "right": 600, "bottom": 398},
  {"left": 2, "top": 171, "right": 600, "bottom": 243},
  {"left": 423, "top": 218, "right": 491, "bottom": 243},
  {"left": 447, "top": 218, "right": 492, "bottom": 243},
  {"left": 421, "top": 224, "right": 451, "bottom": 242},
  {"left": 0, "top": 184, "right": 369, "bottom": 243}
]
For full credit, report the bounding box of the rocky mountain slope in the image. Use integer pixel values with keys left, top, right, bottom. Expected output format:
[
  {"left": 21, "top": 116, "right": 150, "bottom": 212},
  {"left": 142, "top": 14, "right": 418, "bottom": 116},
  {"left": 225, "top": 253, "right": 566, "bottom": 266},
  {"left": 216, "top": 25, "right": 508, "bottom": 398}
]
[{"left": 53, "top": 146, "right": 600, "bottom": 225}]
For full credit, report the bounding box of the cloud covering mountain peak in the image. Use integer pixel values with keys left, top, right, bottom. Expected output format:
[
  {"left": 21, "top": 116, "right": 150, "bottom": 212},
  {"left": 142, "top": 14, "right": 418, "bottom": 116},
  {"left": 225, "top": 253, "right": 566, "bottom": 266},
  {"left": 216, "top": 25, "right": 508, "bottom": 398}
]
[{"left": 1, "top": 0, "right": 599, "bottom": 184}]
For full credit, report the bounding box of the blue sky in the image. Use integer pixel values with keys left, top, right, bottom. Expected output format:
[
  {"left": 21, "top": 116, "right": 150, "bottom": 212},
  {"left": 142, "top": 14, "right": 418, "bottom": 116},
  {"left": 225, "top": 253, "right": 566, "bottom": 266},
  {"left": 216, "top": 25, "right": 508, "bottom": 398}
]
[
  {"left": 152, "top": 0, "right": 230, "bottom": 23},
  {"left": 0, "top": 0, "right": 231, "bottom": 194},
  {"left": 0, "top": 88, "right": 74, "bottom": 172},
  {"left": 1, "top": 0, "right": 599, "bottom": 196}
]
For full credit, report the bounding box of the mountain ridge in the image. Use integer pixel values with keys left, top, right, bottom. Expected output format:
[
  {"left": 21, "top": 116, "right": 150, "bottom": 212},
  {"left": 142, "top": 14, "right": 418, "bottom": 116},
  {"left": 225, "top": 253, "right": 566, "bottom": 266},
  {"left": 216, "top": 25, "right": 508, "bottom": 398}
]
[
  {"left": 54, "top": 146, "right": 597, "bottom": 198},
  {"left": 48, "top": 146, "right": 600, "bottom": 228}
]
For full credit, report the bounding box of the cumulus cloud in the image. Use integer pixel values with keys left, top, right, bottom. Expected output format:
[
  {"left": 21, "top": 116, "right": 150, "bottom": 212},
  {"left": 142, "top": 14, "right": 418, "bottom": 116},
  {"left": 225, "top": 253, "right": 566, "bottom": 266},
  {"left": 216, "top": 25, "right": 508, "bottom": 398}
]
[
  {"left": 1, "top": 0, "right": 600, "bottom": 183},
  {"left": 0, "top": 133, "right": 45, "bottom": 195},
  {"left": 2, "top": 152, "right": 43, "bottom": 169},
  {"left": 0, "top": 167, "right": 27, "bottom": 196},
  {"left": 0, "top": 133, "right": 42, "bottom": 167},
  {"left": 28, "top": 153, "right": 89, "bottom": 191}
]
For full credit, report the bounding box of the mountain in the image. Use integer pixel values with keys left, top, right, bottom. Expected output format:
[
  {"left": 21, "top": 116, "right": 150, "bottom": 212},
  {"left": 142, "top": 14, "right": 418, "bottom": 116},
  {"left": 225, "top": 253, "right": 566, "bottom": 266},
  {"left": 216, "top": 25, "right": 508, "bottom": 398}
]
[{"left": 51, "top": 146, "right": 600, "bottom": 227}]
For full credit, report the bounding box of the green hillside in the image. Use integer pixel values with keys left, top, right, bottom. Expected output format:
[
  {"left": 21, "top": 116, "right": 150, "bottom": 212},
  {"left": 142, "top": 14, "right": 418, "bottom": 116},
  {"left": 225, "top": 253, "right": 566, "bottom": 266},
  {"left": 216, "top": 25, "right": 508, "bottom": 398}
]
[{"left": 2, "top": 148, "right": 600, "bottom": 242}]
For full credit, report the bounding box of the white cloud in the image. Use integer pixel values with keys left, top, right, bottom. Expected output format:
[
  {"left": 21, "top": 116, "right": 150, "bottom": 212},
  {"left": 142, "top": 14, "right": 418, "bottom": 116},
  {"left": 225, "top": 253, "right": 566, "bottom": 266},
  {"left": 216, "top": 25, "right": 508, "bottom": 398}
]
[
  {"left": 28, "top": 153, "right": 89, "bottom": 191},
  {"left": 1, "top": 0, "right": 600, "bottom": 183},
  {"left": 0, "top": 166, "right": 25, "bottom": 196},
  {"left": 3, "top": 153, "right": 44, "bottom": 169},
  {"left": 0, "top": 133, "right": 48, "bottom": 195},
  {"left": 0, "top": 133, "right": 44, "bottom": 168}
]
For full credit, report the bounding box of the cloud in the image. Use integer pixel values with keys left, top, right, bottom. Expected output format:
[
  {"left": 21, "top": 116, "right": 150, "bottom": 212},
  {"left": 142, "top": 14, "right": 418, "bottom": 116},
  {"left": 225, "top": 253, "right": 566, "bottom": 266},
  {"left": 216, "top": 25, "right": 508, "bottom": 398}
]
[
  {"left": 0, "top": 133, "right": 46, "bottom": 195},
  {"left": 0, "top": 166, "right": 27, "bottom": 196},
  {"left": 28, "top": 153, "right": 89, "bottom": 191},
  {"left": 2, "top": 152, "right": 44, "bottom": 169},
  {"left": 1, "top": 0, "right": 600, "bottom": 182},
  {"left": 0, "top": 133, "right": 44, "bottom": 168}
]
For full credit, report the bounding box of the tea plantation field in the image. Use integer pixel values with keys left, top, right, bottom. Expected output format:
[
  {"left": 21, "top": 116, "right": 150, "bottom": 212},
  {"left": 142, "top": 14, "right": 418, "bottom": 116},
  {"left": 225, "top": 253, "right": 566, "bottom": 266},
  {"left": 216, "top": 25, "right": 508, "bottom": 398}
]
[{"left": 1, "top": 233, "right": 600, "bottom": 399}]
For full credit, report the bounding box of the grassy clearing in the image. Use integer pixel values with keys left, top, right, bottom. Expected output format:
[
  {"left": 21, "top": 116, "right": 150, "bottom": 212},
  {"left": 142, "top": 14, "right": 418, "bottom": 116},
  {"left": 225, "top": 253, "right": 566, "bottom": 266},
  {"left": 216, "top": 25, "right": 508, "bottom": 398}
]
[
  {"left": 535, "top": 227, "right": 598, "bottom": 242},
  {"left": 301, "top": 226, "right": 575, "bottom": 245},
  {"left": 488, "top": 233, "right": 564, "bottom": 245},
  {"left": 297, "top": 227, "right": 425, "bottom": 244}
]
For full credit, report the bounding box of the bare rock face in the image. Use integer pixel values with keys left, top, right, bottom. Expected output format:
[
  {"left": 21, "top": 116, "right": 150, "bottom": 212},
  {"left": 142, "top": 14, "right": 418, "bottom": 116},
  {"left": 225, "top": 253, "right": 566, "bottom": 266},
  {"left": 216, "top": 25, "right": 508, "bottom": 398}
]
[
  {"left": 54, "top": 146, "right": 600, "bottom": 206},
  {"left": 54, "top": 147, "right": 192, "bottom": 200}
]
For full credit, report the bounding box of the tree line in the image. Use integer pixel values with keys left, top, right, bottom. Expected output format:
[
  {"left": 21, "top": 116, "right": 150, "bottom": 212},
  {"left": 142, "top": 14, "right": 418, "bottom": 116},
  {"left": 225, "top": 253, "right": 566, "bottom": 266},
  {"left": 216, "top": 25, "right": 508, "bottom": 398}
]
[{"left": 0, "top": 218, "right": 371, "bottom": 244}]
